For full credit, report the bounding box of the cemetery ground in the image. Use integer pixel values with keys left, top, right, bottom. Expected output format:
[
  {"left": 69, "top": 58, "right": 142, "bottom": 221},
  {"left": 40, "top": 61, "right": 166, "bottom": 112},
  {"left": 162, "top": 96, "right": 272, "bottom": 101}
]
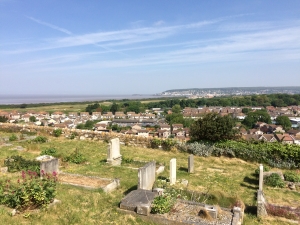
[{"left": 0, "top": 132, "right": 299, "bottom": 224}]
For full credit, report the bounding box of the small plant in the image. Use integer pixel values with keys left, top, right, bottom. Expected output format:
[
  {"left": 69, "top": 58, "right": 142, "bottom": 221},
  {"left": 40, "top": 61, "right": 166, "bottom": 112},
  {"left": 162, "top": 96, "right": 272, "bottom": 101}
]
[
  {"left": 40, "top": 148, "right": 57, "bottom": 157},
  {"left": 53, "top": 129, "right": 62, "bottom": 137},
  {"left": 0, "top": 170, "right": 57, "bottom": 211},
  {"left": 151, "top": 193, "right": 175, "bottom": 214},
  {"left": 284, "top": 170, "right": 300, "bottom": 182},
  {"left": 32, "top": 136, "right": 48, "bottom": 143},
  {"left": 4, "top": 156, "right": 40, "bottom": 174},
  {"left": 63, "top": 148, "right": 86, "bottom": 164},
  {"left": 265, "top": 173, "right": 285, "bottom": 188},
  {"left": 69, "top": 132, "right": 77, "bottom": 140},
  {"left": 9, "top": 134, "right": 18, "bottom": 141}
]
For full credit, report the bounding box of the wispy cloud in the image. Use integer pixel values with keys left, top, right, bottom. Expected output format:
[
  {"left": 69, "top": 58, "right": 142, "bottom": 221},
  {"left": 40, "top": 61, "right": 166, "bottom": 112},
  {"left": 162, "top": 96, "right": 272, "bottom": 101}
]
[
  {"left": 2, "top": 16, "right": 300, "bottom": 73},
  {"left": 27, "top": 16, "right": 73, "bottom": 35}
]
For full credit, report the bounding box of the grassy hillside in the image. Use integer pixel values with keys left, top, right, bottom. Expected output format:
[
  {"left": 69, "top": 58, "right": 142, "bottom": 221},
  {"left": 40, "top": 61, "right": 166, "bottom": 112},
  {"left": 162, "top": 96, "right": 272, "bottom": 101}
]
[{"left": 0, "top": 132, "right": 298, "bottom": 225}]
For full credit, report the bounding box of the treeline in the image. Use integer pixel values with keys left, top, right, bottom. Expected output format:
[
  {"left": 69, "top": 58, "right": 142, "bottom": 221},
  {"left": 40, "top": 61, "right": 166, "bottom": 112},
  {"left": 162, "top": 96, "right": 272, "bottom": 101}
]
[
  {"left": 147, "top": 94, "right": 300, "bottom": 108},
  {"left": 84, "top": 94, "right": 300, "bottom": 115}
]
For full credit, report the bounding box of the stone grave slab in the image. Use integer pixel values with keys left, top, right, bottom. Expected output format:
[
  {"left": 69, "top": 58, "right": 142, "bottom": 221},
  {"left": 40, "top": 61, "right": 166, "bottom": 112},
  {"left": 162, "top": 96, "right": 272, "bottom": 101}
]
[{"left": 120, "top": 189, "right": 158, "bottom": 215}]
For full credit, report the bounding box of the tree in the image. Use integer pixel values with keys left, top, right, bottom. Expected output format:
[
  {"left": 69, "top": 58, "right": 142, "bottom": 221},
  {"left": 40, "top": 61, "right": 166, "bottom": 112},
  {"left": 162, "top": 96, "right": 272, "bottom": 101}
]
[
  {"left": 190, "top": 112, "right": 237, "bottom": 141},
  {"left": 29, "top": 116, "right": 36, "bottom": 122},
  {"left": 242, "top": 108, "right": 250, "bottom": 114},
  {"left": 110, "top": 103, "right": 120, "bottom": 115},
  {"left": 171, "top": 104, "right": 181, "bottom": 114},
  {"left": 275, "top": 115, "right": 292, "bottom": 131},
  {"left": 0, "top": 116, "right": 8, "bottom": 123},
  {"left": 242, "top": 110, "right": 271, "bottom": 128}
]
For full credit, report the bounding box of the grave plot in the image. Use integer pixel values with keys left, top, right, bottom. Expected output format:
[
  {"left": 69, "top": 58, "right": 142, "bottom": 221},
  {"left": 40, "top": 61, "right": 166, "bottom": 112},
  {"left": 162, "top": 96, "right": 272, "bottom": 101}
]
[
  {"left": 58, "top": 172, "right": 120, "bottom": 192},
  {"left": 119, "top": 158, "right": 244, "bottom": 225}
]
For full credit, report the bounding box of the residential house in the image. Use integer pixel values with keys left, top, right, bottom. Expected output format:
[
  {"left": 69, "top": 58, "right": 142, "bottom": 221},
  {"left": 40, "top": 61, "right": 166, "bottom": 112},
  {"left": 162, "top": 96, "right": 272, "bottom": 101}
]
[
  {"left": 114, "top": 112, "right": 126, "bottom": 119},
  {"left": 102, "top": 112, "right": 114, "bottom": 120},
  {"left": 258, "top": 134, "right": 277, "bottom": 142},
  {"left": 80, "top": 112, "right": 89, "bottom": 118},
  {"left": 157, "top": 129, "right": 171, "bottom": 138},
  {"left": 172, "top": 124, "right": 183, "bottom": 131},
  {"left": 132, "top": 124, "right": 142, "bottom": 132},
  {"left": 137, "top": 129, "right": 149, "bottom": 137},
  {"left": 68, "top": 112, "right": 78, "bottom": 118},
  {"left": 274, "top": 133, "right": 294, "bottom": 144},
  {"left": 287, "top": 129, "right": 300, "bottom": 137},
  {"left": 51, "top": 111, "right": 66, "bottom": 119},
  {"left": 160, "top": 124, "right": 171, "bottom": 130}
]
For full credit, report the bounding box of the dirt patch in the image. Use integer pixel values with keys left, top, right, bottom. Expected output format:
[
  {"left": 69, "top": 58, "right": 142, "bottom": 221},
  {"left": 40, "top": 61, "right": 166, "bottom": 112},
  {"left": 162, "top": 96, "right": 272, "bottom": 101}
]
[{"left": 58, "top": 173, "right": 111, "bottom": 188}]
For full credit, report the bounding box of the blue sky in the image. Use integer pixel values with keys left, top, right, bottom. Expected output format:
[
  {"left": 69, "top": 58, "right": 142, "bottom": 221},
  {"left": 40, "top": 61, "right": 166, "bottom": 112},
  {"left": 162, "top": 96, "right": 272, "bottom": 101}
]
[{"left": 1, "top": 0, "right": 300, "bottom": 95}]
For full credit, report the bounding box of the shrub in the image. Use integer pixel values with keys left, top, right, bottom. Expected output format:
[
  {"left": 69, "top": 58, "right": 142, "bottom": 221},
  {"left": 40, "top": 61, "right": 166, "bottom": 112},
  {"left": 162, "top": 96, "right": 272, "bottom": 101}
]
[
  {"left": 53, "top": 129, "right": 62, "bottom": 137},
  {"left": 187, "top": 142, "right": 214, "bottom": 157},
  {"left": 151, "top": 194, "right": 175, "bottom": 214},
  {"left": 4, "top": 156, "right": 40, "bottom": 174},
  {"left": 284, "top": 171, "right": 300, "bottom": 182},
  {"left": 9, "top": 134, "right": 18, "bottom": 141},
  {"left": 63, "top": 149, "right": 86, "bottom": 164},
  {"left": 265, "top": 173, "right": 285, "bottom": 188},
  {"left": 40, "top": 148, "right": 57, "bottom": 157},
  {"left": 69, "top": 132, "right": 78, "bottom": 140},
  {"left": 32, "top": 136, "right": 48, "bottom": 143},
  {"left": 0, "top": 170, "right": 57, "bottom": 211}
]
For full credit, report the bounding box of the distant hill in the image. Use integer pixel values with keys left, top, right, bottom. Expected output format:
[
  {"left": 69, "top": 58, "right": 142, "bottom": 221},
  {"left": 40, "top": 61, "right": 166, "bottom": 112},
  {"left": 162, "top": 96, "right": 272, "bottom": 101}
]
[{"left": 160, "top": 86, "right": 300, "bottom": 97}]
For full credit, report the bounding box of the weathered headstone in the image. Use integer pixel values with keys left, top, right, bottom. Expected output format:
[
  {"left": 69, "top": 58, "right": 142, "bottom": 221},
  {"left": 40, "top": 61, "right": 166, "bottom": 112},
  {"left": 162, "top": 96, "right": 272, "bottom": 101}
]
[
  {"left": 170, "top": 158, "right": 176, "bottom": 185},
  {"left": 138, "top": 161, "right": 156, "bottom": 190},
  {"left": 35, "top": 155, "right": 59, "bottom": 177},
  {"left": 107, "top": 138, "right": 122, "bottom": 166},
  {"left": 188, "top": 154, "right": 194, "bottom": 173},
  {"left": 259, "top": 164, "right": 263, "bottom": 191}
]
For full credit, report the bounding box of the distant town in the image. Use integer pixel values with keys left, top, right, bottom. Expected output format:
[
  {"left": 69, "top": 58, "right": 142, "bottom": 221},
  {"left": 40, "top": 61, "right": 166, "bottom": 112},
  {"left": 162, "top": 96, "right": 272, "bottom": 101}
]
[{"left": 159, "top": 86, "right": 300, "bottom": 98}]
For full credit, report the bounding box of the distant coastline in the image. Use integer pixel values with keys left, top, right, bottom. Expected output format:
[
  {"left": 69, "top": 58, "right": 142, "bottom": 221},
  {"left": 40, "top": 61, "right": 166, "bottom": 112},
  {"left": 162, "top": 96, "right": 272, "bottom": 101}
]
[{"left": 0, "top": 94, "right": 159, "bottom": 105}]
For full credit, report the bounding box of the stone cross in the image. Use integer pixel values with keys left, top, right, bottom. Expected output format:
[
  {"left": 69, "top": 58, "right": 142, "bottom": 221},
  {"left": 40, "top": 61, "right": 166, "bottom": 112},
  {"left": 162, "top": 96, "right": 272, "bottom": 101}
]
[
  {"left": 188, "top": 155, "right": 194, "bottom": 173},
  {"left": 170, "top": 158, "right": 176, "bottom": 185}
]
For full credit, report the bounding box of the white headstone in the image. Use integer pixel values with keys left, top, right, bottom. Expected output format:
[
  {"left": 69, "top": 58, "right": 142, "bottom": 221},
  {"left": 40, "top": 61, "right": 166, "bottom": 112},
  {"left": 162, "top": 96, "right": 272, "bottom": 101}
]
[
  {"left": 107, "top": 138, "right": 122, "bottom": 165},
  {"left": 259, "top": 164, "right": 263, "bottom": 191},
  {"left": 170, "top": 158, "right": 176, "bottom": 185}
]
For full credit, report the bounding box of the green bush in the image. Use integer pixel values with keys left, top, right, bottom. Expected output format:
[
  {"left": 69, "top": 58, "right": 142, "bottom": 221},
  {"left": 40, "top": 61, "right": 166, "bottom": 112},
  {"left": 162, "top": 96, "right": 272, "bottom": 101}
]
[
  {"left": 53, "top": 129, "right": 62, "bottom": 137},
  {"left": 63, "top": 149, "right": 86, "bottom": 164},
  {"left": 4, "top": 156, "right": 40, "bottom": 174},
  {"left": 0, "top": 170, "right": 57, "bottom": 211},
  {"left": 32, "top": 136, "right": 48, "bottom": 143},
  {"left": 284, "top": 171, "right": 300, "bottom": 182},
  {"left": 151, "top": 194, "right": 175, "bottom": 214},
  {"left": 40, "top": 148, "right": 57, "bottom": 157},
  {"left": 9, "top": 134, "right": 18, "bottom": 141},
  {"left": 265, "top": 173, "right": 285, "bottom": 188}
]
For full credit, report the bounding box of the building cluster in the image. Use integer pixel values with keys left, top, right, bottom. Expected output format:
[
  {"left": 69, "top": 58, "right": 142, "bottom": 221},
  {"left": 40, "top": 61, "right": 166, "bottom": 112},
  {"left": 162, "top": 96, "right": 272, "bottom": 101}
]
[{"left": 0, "top": 105, "right": 299, "bottom": 143}]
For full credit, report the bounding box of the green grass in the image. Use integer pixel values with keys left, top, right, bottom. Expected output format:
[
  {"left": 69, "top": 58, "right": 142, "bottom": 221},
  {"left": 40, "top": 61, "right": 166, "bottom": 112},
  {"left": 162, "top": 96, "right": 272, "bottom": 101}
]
[{"left": 0, "top": 131, "right": 298, "bottom": 224}]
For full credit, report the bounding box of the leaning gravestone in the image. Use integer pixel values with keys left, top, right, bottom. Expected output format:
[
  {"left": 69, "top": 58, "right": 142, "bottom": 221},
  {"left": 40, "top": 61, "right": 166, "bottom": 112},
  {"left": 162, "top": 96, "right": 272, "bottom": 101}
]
[
  {"left": 107, "top": 138, "right": 122, "bottom": 166},
  {"left": 35, "top": 155, "right": 59, "bottom": 177},
  {"left": 138, "top": 161, "right": 156, "bottom": 190}
]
